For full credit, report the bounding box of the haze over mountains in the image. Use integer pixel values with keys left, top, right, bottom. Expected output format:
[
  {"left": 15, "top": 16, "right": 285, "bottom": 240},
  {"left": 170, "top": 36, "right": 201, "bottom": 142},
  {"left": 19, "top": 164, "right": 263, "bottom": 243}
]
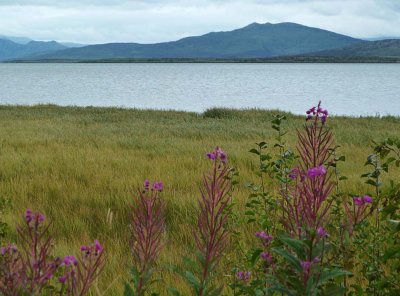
[{"left": 1, "top": 22, "right": 399, "bottom": 61}]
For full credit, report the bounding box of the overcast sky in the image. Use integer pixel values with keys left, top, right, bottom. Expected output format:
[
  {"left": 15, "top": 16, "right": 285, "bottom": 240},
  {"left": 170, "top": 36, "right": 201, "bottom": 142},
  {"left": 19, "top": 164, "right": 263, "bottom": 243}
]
[{"left": 1, "top": 0, "right": 400, "bottom": 44}]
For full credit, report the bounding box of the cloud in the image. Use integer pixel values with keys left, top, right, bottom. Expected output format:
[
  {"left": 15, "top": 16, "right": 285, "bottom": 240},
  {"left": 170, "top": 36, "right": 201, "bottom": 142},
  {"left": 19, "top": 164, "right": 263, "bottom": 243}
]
[{"left": 0, "top": 0, "right": 399, "bottom": 43}]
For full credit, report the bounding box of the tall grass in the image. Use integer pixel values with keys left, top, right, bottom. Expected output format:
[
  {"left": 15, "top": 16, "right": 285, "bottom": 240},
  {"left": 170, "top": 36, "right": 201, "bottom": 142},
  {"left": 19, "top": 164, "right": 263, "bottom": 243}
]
[{"left": 0, "top": 105, "right": 399, "bottom": 294}]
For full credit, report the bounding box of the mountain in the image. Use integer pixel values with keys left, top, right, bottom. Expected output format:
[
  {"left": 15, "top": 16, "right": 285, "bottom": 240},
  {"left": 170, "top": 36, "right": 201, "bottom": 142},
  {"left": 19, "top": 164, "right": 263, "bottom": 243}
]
[
  {"left": 21, "top": 22, "right": 362, "bottom": 60},
  {"left": 309, "top": 39, "right": 400, "bottom": 57},
  {"left": 0, "top": 35, "right": 31, "bottom": 44},
  {"left": 0, "top": 39, "right": 67, "bottom": 61}
]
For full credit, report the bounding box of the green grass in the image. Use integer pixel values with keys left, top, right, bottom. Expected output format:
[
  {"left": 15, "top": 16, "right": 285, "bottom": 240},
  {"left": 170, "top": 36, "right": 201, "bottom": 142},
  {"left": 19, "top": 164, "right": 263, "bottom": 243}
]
[{"left": 1, "top": 105, "right": 399, "bottom": 294}]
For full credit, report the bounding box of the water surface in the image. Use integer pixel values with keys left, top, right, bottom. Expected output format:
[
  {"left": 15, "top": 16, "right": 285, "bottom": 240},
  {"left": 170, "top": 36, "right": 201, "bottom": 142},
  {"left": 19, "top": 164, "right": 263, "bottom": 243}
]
[{"left": 1, "top": 63, "right": 399, "bottom": 115}]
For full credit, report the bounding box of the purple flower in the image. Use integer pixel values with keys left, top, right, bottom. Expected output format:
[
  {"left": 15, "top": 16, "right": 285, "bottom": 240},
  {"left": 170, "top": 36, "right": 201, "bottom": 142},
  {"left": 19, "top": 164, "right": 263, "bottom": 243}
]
[
  {"left": 152, "top": 182, "right": 164, "bottom": 192},
  {"left": 260, "top": 252, "right": 273, "bottom": 263},
  {"left": 94, "top": 240, "right": 103, "bottom": 254},
  {"left": 301, "top": 261, "right": 312, "bottom": 273},
  {"left": 144, "top": 179, "right": 150, "bottom": 191},
  {"left": 59, "top": 275, "right": 68, "bottom": 283},
  {"left": 80, "top": 245, "right": 88, "bottom": 252},
  {"left": 353, "top": 197, "right": 364, "bottom": 206},
  {"left": 206, "top": 147, "right": 227, "bottom": 163},
  {"left": 63, "top": 255, "right": 78, "bottom": 266},
  {"left": 306, "top": 107, "right": 316, "bottom": 115},
  {"left": 305, "top": 102, "right": 329, "bottom": 124},
  {"left": 37, "top": 213, "right": 45, "bottom": 222},
  {"left": 206, "top": 152, "right": 216, "bottom": 160},
  {"left": 25, "top": 209, "right": 32, "bottom": 223},
  {"left": 317, "top": 227, "right": 328, "bottom": 238},
  {"left": 236, "top": 271, "right": 251, "bottom": 282},
  {"left": 255, "top": 231, "right": 273, "bottom": 243},
  {"left": 307, "top": 165, "right": 327, "bottom": 178},
  {"left": 289, "top": 168, "right": 299, "bottom": 180},
  {"left": 363, "top": 195, "right": 373, "bottom": 203}
]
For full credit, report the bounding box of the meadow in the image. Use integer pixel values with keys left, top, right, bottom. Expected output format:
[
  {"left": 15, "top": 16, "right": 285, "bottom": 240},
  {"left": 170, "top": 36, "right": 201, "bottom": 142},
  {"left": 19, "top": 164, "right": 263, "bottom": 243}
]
[{"left": 0, "top": 105, "right": 399, "bottom": 295}]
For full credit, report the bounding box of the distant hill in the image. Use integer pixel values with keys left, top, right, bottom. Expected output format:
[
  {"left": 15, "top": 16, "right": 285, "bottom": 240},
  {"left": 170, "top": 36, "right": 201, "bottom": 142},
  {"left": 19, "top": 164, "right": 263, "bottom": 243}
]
[
  {"left": 0, "top": 35, "right": 31, "bottom": 44},
  {"left": 309, "top": 39, "right": 400, "bottom": 57},
  {"left": 20, "top": 22, "right": 362, "bottom": 60},
  {"left": 0, "top": 39, "right": 67, "bottom": 61}
]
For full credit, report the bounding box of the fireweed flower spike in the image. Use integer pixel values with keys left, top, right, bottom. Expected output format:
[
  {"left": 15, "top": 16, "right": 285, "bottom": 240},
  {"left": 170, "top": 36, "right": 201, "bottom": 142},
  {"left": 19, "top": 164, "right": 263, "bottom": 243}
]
[
  {"left": 0, "top": 210, "right": 62, "bottom": 295},
  {"left": 206, "top": 146, "right": 227, "bottom": 164},
  {"left": 59, "top": 240, "right": 106, "bottom": 296},
  {"left": 194, "top": 147, "right": 233, "bottom": 295},
  {"left": 344, "top": 195, "right": 374, "bottom": 236},
  {"left": 281, "top": 102, "right": 335, "bottom": 238},
  {"left": 129, "top": 180, "right": 166, "bottom": 295}
]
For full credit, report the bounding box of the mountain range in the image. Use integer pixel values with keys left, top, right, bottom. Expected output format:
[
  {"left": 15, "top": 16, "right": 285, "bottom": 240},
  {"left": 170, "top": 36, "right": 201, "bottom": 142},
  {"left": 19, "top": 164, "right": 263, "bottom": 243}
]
[{"left": 1, "top": 22, "right": 399, "bottom": 61}]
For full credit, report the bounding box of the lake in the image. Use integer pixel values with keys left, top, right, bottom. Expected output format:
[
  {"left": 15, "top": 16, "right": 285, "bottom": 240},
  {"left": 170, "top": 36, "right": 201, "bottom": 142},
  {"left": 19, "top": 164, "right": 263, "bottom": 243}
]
[{"left": 0, "top": 63, "right": 399, "bottom": 116}]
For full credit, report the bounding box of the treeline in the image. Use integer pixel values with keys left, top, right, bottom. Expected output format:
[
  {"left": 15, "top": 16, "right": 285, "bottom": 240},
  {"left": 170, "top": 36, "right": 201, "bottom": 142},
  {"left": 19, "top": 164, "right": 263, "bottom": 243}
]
[{"left": 6, "top": 56, "right": 400, "bottom": 63}]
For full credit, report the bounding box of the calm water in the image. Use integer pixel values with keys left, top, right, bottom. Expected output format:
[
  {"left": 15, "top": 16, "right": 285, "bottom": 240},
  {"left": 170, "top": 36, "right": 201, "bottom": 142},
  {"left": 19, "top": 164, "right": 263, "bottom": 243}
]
[{"left": 0, "top": 63, "right": 399, "bottom": 116}]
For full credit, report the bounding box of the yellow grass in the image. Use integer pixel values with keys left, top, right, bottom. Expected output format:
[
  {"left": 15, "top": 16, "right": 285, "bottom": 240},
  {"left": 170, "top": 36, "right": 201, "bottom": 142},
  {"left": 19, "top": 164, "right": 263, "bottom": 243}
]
[{"left": 0, "top": 105, "right": 399, "bottom": 294}]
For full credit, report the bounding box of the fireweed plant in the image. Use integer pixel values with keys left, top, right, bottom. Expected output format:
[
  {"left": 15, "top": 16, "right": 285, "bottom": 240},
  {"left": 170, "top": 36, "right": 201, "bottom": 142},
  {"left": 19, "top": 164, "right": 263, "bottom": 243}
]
[
  {"left": 171, "top": 147, "right": 234, "bottom": 296},
  {"left": 232, "top": 103, "right": 352, "bottom": 295},
  {"left": 0, "top": 210, "right": 105, "bottom": 296},
  {"left": 124, "top": 180, "right": 166, "bottom": 296}
]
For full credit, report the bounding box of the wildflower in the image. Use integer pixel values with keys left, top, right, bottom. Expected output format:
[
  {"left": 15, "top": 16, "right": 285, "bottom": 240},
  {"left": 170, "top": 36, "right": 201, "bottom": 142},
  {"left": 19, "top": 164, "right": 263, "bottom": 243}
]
[
  {"left": 353, "top": 195, "right": 373, "bottom": 207},
  {"left": 289, "top": 168, "right": 299, "bottom": 180},
  {"left": 307, "top": 165, "right": 327, "bottom": 178},
  {"left": 59, "top": 275, "right": 68, "bottom": 283},
  {"left": 306, "top": 107, "right": 316, "bottom": 115},
  {"left": 206, "top": 147, "right": 227, "bottom": 163},
  {"left": 62, "top": 255, "right": 78, "bottom": 266},
  {"left": 317, "top": 227, "right": 328, "bottom": 238},
  {"left": 152, "top": 181, "right": 164, "bottom": 191},
  {"left": 260, "top": 252, "right": 273, "bottom": 263},
  {"left": 94, "top": 240, "right": 103, "bottom": 254},
  {"left": 305, "top": 101, "right": 329, "bottom": 124},
  {"left": 236, "top": 271, "right": 251, "bottom": 282},
  {"left": 353, "top": 197, "right": 363, "bottom": 206},
  {"left": 144, "top": 179, "right": 150, "bottom": 191},
  {"left": 25, "top": 209, "right": 32, "bottom": 223},
  {"left": 37, "top": 213, "right": 45, "bottom": 222},
  {"left": 255, "top": 231, "right": 273, "bottom": 244},
  {"left": 301, "top": 261, "right": 312, "bottom": 273},
  {"left": 363, "top": 195, "right": 373, "bottom": 203}
]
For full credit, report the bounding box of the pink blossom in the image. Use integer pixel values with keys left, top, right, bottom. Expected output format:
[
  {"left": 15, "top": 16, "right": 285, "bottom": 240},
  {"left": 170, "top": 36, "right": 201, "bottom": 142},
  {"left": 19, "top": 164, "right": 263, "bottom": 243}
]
[
  {"left": 307, "top": 165, "right": 327, "bottom": 178},
  {"left": 317, "top": 227, "right": 328, "bottom": 238}
]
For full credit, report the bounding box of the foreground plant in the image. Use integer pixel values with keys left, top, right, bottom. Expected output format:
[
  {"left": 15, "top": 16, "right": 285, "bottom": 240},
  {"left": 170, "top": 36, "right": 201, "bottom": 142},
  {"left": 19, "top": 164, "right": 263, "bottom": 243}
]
[
  {"left": 233, "top": 103, "right": 350, "bottom": 295},
  {"left": 125, "top": 180, "right": 166, "bottom": 296},
  {"left": 172, "top": 147, "right": 233, "bottom": 296},
  {"left": 0, "top": 209, "right": 105, "bottom": 296}
]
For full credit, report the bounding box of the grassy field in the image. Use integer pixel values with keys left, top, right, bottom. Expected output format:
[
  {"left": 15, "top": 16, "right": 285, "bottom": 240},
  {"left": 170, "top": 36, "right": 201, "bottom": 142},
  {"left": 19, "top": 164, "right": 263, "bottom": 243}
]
[{"left": 0, "top": 105, "right": 399, "bottom": 294}]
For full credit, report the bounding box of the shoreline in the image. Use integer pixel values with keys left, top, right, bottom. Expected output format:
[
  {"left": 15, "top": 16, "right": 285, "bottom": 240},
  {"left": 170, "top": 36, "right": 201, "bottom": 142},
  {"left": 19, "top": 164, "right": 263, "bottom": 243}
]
[{"left": 1, "top": 104, "right": 399, "bottom": 119}]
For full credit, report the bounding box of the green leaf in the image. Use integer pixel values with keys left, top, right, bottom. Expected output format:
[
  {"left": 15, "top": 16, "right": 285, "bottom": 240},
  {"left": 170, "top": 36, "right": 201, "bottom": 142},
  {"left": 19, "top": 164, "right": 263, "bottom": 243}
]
[
  {"left": 124, "top": 283, "right": 135, "bottom": 296},
  {"left": 365, "top": 179, "right": 377, "bottom": 187},
  {"left": 318, "top": 269, "right": 351, "bottom": 286},
  {"left": 280, "top": 237, "right": 308, "bottom": 258},
  {"left": 184, "top": 271, "right": 200, "bottom": 291},
  {"left": 249, "top": 148, "right": 260, "bottom": 155},
  {"left": 250, "top": 249, "right": 263, "bottom": 266},
  {"left": 272, "top": 247, "right": 302, "bottom": 272}
]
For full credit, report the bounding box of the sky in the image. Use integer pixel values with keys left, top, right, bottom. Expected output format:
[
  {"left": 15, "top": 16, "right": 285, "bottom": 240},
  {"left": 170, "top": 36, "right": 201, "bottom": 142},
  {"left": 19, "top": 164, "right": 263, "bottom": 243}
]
[{"left": 1, "top": 0, "right": 400, "bottom": 44}]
